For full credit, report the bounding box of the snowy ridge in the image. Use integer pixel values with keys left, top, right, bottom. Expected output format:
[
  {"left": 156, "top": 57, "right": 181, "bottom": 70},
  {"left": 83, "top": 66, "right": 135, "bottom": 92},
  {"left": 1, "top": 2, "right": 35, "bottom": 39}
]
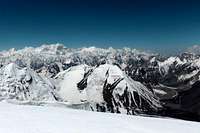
[
  {"left": 57, "top": 64, "right": 161, "bottom": 114},
  {"left": 158, "top": 57, "right": 185, "bottom": 75},
  {"left": 0, "top": 62, "right": 161, "bottom": 115},
  {"left": 0, "top": 63, "right": 58, "bottom": 101},
  {"left": 0, "top": 44, "right": 154, "bottom": 77}
]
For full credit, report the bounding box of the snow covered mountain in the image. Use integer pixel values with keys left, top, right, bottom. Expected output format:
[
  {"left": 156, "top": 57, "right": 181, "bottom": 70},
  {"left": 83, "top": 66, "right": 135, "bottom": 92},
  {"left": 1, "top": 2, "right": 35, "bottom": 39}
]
[
  {"left": 55, "top": 64, "right": 161, "bottom": 114},
  {"left": 0, "top": 62, "right": 161, "bottom": 116},
  {"left": 124, "top": 52, "right": 200, "bottom": 121},
  {"left": 0, "top": 63, "right": 58, "bottom": 101},
  {"left": 0, "top": 44, "right": 200, "bottom": 121},
  {"left": 0, "top": 44, "right": 154, "bottom": 77}
]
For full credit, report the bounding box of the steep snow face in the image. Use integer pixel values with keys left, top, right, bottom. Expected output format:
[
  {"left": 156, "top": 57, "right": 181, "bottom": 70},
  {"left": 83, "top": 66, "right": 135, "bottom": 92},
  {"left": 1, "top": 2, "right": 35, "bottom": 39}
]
[
  {"left": 57, "top": 64, "right": 161, "bottom": 114},
  {"left": 56, "top": 65, "right": 89, "bottom": 104},
  {"left": 0, "top": 63, "right": 57, "bottom": 101}
]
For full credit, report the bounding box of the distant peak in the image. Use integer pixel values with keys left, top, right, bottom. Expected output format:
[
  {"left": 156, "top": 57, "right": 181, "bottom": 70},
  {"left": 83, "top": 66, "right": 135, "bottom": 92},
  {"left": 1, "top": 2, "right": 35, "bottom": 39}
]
[{"left": 186, "top": 45, "right": 200, "bottom": 55}]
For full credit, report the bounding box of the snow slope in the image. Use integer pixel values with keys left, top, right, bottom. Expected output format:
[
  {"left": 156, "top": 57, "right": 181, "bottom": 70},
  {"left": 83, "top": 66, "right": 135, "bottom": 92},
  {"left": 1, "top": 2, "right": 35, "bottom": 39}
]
[
  {"left": 56, "top": 65, "right": 88, "bottom": 104},
  {"left": 0, "top": 63, "right": 58, "bottom": 101},
  {"left": 0, "top": 102, "right": 199, "bottom": 133},
  {"left": 56, "top": 64, "right": 161, "bottom": 114}
]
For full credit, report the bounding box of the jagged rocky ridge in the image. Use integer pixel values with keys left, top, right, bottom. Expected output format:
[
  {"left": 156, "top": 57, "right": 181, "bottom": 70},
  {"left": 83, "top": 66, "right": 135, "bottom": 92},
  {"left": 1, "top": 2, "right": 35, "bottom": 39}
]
[{"left": 0, "top": 44, "right": 200, "bottom": 121}]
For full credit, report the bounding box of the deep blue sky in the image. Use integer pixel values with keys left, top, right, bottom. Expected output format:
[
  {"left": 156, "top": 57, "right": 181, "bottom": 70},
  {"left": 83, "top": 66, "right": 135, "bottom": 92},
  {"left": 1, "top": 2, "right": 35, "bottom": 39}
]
[{"left": 0, "top": 0, "right": 200, "bottom": 52}]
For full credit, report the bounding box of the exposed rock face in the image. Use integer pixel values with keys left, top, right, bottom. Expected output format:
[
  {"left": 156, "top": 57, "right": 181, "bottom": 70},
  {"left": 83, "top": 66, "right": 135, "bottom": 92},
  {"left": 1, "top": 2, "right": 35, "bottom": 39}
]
[{"left": 123, "top": 53, "right": 200, "bottom": 121}]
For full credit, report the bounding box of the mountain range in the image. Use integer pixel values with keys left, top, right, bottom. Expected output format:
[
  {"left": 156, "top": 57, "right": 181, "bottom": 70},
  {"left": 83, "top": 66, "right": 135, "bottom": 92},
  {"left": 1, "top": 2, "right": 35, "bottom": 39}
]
[{"left": 0, "top": 44, "right": 200, "bottom": 121}]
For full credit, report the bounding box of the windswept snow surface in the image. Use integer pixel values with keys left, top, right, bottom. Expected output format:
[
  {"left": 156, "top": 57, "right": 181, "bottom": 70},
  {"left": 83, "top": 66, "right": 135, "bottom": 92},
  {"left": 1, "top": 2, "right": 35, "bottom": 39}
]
[{"left": 0, "top": 102, "right": 199, "bottom": 133}]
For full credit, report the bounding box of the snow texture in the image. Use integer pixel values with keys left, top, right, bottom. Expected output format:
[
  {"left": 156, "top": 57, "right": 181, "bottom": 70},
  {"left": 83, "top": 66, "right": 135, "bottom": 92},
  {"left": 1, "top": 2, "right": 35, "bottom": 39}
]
[{"left": 0, "top": 102, "right": 199, "bottom": 133}]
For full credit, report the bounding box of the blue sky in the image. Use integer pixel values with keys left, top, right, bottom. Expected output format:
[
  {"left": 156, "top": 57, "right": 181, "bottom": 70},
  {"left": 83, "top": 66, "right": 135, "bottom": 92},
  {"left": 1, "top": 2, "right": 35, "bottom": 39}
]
[{"left": 0, "top": 0, "right": 200, "bottom": 53}]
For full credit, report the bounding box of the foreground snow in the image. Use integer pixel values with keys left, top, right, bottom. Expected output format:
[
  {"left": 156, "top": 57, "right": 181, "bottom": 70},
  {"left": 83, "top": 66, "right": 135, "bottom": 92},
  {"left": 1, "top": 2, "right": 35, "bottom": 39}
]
[{"left": 0, "top": 102, "right": 199, "bottom": 133}]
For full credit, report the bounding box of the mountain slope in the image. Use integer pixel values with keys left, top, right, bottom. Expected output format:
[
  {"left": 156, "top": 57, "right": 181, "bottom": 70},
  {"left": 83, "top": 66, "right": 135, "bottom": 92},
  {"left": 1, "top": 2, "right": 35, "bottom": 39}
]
[
  {"left": 0, "top": 63, "right": 58, "bottom": 101},
  {"left": 56, "top": 64, "right": 161, "bottom": 115},
  {"left": 0, "top": 102, "right": 199, "bottom": 133}
]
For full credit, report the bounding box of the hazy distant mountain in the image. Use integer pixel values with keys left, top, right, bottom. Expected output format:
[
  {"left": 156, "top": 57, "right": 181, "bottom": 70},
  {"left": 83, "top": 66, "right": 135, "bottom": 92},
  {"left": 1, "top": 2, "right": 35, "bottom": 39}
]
[{"left": 186, "top": 45, "right": 200, "bottom": 55}]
